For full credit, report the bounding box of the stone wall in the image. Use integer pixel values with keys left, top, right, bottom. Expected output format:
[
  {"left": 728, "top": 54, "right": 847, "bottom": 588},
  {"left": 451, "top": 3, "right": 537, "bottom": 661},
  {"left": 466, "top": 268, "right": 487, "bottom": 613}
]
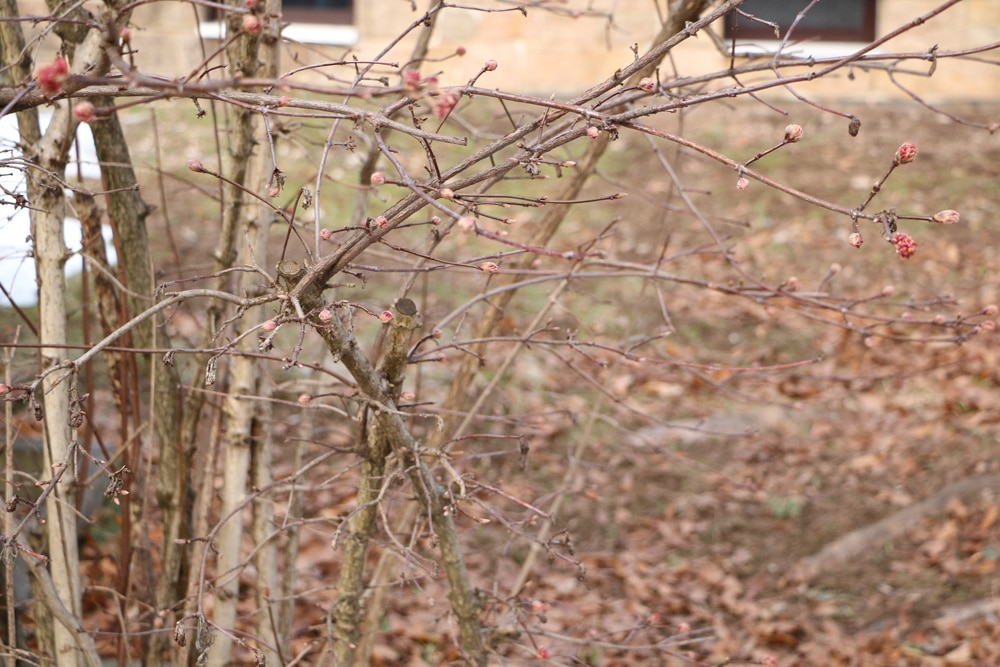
[{"left": 12, "top": 0, "right": 1000, "bottom": 102}]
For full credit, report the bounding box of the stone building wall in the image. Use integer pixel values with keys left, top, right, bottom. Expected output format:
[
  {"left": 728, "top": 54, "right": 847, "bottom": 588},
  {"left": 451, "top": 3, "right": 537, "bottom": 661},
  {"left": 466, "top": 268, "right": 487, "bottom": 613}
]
[{"left": 12, "top": 1, "right": 1000, "bottom": 102}]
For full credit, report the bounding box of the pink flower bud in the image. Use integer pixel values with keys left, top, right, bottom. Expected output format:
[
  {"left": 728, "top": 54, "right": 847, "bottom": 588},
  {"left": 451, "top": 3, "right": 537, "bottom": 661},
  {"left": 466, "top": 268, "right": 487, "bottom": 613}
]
[
  {"left": 430, "top": 216, "right": 442, "bottom": 226},
  {"left": 829, "top": 262, "right": 841, "bottom": 274},
  {"left": 784, "top": 124, "right": 804, "bottom": 142},
  {"left": 379, "top": 310, "right": 393, "bottom": 324},
  {"left": 433, "top": 90, "right": 458, "bottom": 118},
  {"left": 892, "top": 232, "right": 917, "bottom": 259},
  {"left": 932, "top": 209, "right": 959, "bottom": 225},
  {"left": 373, "top": 215, "right": 387, "bottom": 228},
  {"left": 370, "top": 171, "right": 385, "bottom": 186},
  {"left": 933, "top": 313, "right": 946, "bottom": 324},
  {"left": 894, "top": 142, "right": 917, "bottom": 165},
  {"left": 37, "top": 56, "right": 69, "bottom": 94},
  {"left": 297, "top": 394, "right": 312, "bottom": 404},
  {"left": 402, "top": 68, "right": 421, "bottom": 90},
  {"left": 434, "top": 90, "right": 458, "bottom": 118},
  {"left": 736, "top": 176, "right": 749, "bottom": 191},
  {"left": 479, "top": 262, "right": 499, "bottom": 273},
  {"left": 277, "top": 95, "right": 290, "bottom": 107},
  {"left": 262, "top": 319, "right": 277, "bottom": 331},
  {"left": 187, "top": 158, "right": 205, "bottom": 173},
  {"left": 484, "top": 59, "right": 498, "bottom": 71},
  {"left": 984, "top": 304, "right": 998, "bottom": 316},
  {"left": 981, "top": 320, "right": 996, "bottom": 331},
  {"left": 882, "top": 285, "right": 895, "bottom": 296},
  {"left": 268, "top": 185, "right": 280, "bottom": 198},
  {"left": 73, "top": 101, "right": 96, "bottom": 123},
  {"left": 439, "top": 187, "right": 455, "bottom": 199},
  {"left": 586, "top": 126, "right": 600, "bottom": 140},
  {"left": 400, "top": 390, "right": 415, "bottom": 400},
  {"left": 637, "top": 77, "right": 655, "bottom": 92},
  {"left": 536, "top": 648, "right": 548, "bottom": 660},
  {"left": 0, "top": 383, "right": 9, "bottom": 394},
  {"left": 848, "top": 232, "right": 863, "bottom": 248},
  {"left": 432, "top": 328, "right": 442, "bottom": 338},
  {"left": 319, "top": 228, "right": 332, "bottom": 240},
  {"left": 242, "top": 14, "right": 262, "bottom": 34},
  {"left": 457, "top": 216, "right": 475, "bottom": 231},
  {"left": 318, "top": 308, "right": 332, "bottom": 322},
  {"left": 119, "top": 27, "right": 132, "bottom": 43},
  {"left": 455, "top": 46, "right": 466, "bottom": 56}
]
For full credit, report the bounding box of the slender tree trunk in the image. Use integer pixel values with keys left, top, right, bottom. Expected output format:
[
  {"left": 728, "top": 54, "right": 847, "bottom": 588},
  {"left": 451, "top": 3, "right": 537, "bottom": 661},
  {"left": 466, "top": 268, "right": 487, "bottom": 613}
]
[
  {"left": 277, "top": 409, "right": 310, "bottom": 645},
  {"left": 177, "top": 407, "right": 225, "bottom": 666},
  {"left": 250, "top": 403, "right": 279, "bottom": 665},
  {"left": 249, "top": 6, "right": 281, "bottom": 660},
  {"left": 208, "top": 356, "right": 256, "bottom": 667},
  {"left": 0, "top": 5, "right": 39, "bottom": 661},
  {"left": 331, "top": 301, "right": 420, "bottom": 664},
  {"left": 289, "top": 270, "right": 487, "bottom": 664},
  {"left": 31, "top": 79, "right": 81, "bottom": 667},
  {"left": 14, "top": 21, "right": 109, "bottom": 665},
  {"left": 206, "top": 2, "right": 268, "bottom": 663}
]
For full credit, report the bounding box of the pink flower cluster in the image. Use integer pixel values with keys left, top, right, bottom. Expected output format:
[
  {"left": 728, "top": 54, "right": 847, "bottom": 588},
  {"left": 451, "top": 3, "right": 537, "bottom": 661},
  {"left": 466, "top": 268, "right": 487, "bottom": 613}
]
[
  {"left": 401, "top": 69, "right": 458, "bottom": 117},
  {"left": 37, "top": 56, "right": 69, "bottom": 94},
  {"left": 433, "top": 90, "right": 458, "bottom": 118},
  {"left": 894, "top": 142, "right": 917, "bottom": 165},
  {"left": 892, "top": 232, "right": 917, "bottom": 259},
  {"left": 402, "top": 69, "right": 422, "bottom": 92}
]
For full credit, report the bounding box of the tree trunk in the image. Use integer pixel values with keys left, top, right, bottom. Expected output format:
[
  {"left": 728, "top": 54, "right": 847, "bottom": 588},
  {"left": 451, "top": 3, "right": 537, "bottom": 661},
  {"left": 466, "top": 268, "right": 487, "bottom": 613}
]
[
  {"left": 249, "top": 6, "right": 281, "bottom": 661},
  {"left": 0, "top": 1, "right": 41, "bottom": 660},
  {"left": 206, "top": 2, "right": 268, "bottom": 663},
  {"left": 293, "top": 278, "right": 487, "bottom": 665},
  {"left": 16, "top": 21, "right": 109, "bottom": 665}
]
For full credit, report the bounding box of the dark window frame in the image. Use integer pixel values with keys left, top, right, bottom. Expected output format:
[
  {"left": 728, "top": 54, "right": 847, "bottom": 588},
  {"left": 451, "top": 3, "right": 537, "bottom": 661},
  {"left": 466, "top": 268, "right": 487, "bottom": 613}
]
[
  {"left": 281, "top": 0, "right": 352, "bottom": 25},
  {"left": 724, "top": 0, "right": 876, "bottom": 43},
  {"left": 210, "top": 0, "right": 353, "bottom": 25}
]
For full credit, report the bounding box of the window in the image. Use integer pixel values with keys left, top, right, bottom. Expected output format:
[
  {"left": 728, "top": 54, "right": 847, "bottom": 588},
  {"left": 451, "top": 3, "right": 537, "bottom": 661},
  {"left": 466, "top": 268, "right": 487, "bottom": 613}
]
[
  {"left": 725, "top": 0, "right": 876, "bottom": 44},
  {"left": 282, "top": 0, "right": 352, "bottom": 26},
  {"left": 200, "top": 0, "right": 356, "bottom": 46}
]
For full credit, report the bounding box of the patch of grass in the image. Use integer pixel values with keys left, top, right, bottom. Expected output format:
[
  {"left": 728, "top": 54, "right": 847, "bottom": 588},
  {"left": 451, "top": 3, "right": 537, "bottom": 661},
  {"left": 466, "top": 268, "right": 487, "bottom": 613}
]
[{"left": 766, "top": 495, "right": 803, "bottom": 519}]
